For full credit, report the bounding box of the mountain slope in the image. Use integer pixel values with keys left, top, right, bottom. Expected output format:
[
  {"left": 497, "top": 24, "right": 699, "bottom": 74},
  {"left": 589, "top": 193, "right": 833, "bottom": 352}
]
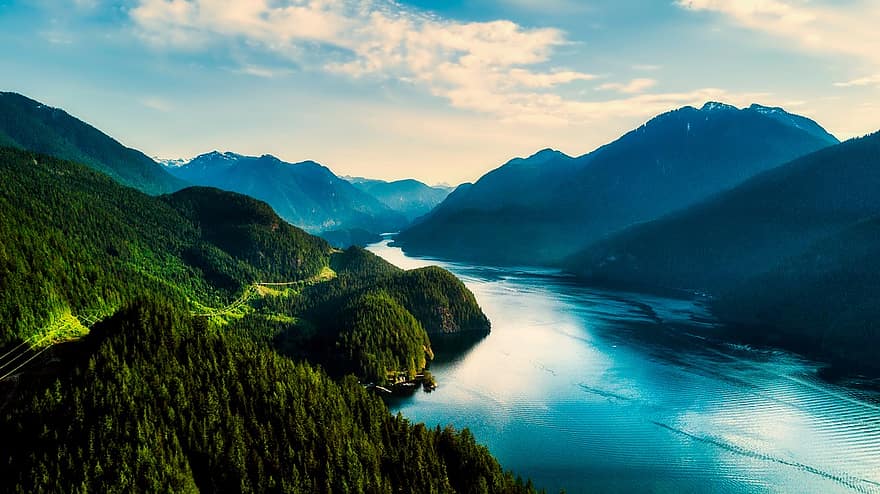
[
  {"left": 0, "top": 300, "right": 534, "bottom": 493},
  {"left": 0, "top": 146, "right": 488, "bottom": 381},
  {"left": 396, "top": 103, "right": 839, "bottom": 265},
  {"left": 346, "top": 176, "right": 452, "bottom": 221},
  {"left": 0, "top": 146, "right": 331, "bottom": 346},
  {"left": 714, "top": 214, "right": 880, "bottom": 373},
  {"left": 566, "top": 132, "right": 880, "bottom": 292},
  {"left": 0, "top": 92, "right": 184, "bottom": 194},
  {"left": 165, "top": 152, "right": 408, "bottom": 244},
  {"left": 0, "top": 145, "right": 527, "bottom": 492}
]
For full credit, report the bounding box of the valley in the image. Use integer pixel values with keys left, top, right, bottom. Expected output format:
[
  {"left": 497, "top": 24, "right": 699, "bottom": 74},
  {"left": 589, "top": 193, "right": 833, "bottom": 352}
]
[
  {"left": 370, "top": 239, "right": 880, "bottom": 494},
  {"left": 0, "top": 90, "right": 877, "bottom": 493},
  {"left": 5, "top": 1, "right": 880, "bottom": 492}
]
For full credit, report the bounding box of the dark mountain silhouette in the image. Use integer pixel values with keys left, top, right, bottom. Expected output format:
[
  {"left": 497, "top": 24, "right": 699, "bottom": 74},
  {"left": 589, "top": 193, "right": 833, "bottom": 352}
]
[
  {"left": 716, "top": 213, "right": 880, "bottom": 374},
  {"left": 566, "top": 132, "right": 880, "bottom": 291},
  {"left": 0, "top": 92, "right": 185, "bottom": 194},
  {"left": 396, "top": 103, "right": 839, "bottom": 265},
  {"left": 566, "top": 132, "right": 880, "bottom": 373}
]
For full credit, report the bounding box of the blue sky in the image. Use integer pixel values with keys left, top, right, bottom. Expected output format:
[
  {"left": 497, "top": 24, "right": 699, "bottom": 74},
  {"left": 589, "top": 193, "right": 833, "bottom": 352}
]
[{"left": 1, "top": 0, "right": 878, "bottom": 184}]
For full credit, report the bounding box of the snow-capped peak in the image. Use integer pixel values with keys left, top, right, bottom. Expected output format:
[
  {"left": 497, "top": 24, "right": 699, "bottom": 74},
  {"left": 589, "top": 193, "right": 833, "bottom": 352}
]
[
  {"left": 700, "top": 102, "right": 738, "bottom": 112},
  {"left": 749, "top": 103, "right": 786, "bottom": 115},
  {"left": 157, "top": 151, "right": 247, "bottom": 168},
  {"left": 746, "top": 103, "right": 838, "bottom": 144},
  {"left": 154, "top": 157, "right": 188, "bottom": 168},
  {"left": 190, "top": 150, "right": 246, "bottom": 162}
]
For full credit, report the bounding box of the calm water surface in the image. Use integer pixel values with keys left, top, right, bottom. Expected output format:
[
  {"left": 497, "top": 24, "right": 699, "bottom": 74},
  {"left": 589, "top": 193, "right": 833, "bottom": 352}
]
[{"left": 368, "top": 239, "right": 880, "bottom": 494}]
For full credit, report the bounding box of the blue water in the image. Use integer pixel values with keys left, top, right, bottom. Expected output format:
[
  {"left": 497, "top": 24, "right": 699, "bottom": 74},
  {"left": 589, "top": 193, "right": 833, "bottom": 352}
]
[{"left": 368, "top": 239, "right": 880, "bottom": 494}]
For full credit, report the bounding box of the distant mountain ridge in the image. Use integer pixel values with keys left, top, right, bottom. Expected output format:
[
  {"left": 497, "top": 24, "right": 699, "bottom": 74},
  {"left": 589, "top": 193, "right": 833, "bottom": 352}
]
[
  {"left": 343, "top": 176, "right": 452, "bottom": 221},
  {"left": 395, "top": 102, "right": 839, "bottom": 265},
  {"left": 0, "top": 90, "right": 441, "bottom": 248},
  {"left": 0, "top": 92, "right": 185, "bottom": 194},
  {"left": 163, "top": 151, "right": 409, "bottom": 243}
]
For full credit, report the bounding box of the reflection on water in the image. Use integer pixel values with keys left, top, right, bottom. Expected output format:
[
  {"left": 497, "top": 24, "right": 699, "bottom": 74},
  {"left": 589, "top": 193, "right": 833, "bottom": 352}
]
[{"left": 369, "top": 239, "right": 880, "bottom": 494}]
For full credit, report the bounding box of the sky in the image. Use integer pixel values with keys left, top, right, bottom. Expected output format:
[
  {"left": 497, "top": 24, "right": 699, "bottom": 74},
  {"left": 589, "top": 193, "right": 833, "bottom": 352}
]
[{"left": 1, "top": 0, "right": 878, "bottom": 184}]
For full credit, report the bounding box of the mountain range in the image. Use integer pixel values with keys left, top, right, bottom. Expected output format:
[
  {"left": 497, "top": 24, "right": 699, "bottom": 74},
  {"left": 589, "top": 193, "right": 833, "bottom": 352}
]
[
  {"left": 162, "top": 151, "right": 409, "bottom": 243},
  {"left": 2, "top": 85, "right": 880, "bottom": 491},
  {"left": 395, "top": 102, "right": 840, "bottom": 265},
  {"left": 0, "top": 91, "right": 446, "bottom": 245},
  {"left": 392, "top": 101, "right": 880, "bottom": 373},
  {"left": 344, "top": 176, "right": 452, "bottom": 221},
  {"left": 567, "top": 132, "right": 880, "bottom": 291}
]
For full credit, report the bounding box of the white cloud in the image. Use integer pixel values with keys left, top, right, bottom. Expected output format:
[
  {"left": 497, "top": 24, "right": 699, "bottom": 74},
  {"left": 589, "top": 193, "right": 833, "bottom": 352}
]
[
  {"left": 597, "top": 78, "right": 657, "bottom": 94},
  {"left": 505, "top": 69, "right": 598, "bottom": 88},
  {"left": 677, "top": 0, "right": 880, "bottom": 66},
  {"left": 130, "top": 0, "right": 604, "bottom": 123},
  {"left": 834, "top": 74, "right": 880, "bottom": 88},
  {"left": 129, "top": 0, "right": 762, "bottom": 126}
]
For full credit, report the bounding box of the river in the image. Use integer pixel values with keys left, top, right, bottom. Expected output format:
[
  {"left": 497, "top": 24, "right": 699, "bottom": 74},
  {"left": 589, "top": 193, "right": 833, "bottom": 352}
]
[{"left": 367, "top": 239, "right": 880, "bottom": 494}]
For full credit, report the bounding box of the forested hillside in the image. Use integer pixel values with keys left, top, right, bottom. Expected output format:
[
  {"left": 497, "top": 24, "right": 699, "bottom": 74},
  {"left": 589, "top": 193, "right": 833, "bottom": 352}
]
[
  {"left": 0, "top": 300, "right": 536, "bottom": 493},
  {"left": 0, "top": 144, "right": 491, "bottom": 379},
  {"left": 0, "top": 146, "right": 525, "bottom": 492},
  {"left": 0, "top": 147, "right": 330, "bottom": 347},
  {"left": 233, "top": 248, "right": 490, "bottom": 383},
  {"left": 566, "top": 132, "right": 880, "bottom": 291},
  {"left": 714, "top": 215, "right": 880, "bottom": 373},
  {"left": 0, "top": 92, "right": 184, "bottom": 194},
  {"left": 565, "top": 132, "right": 880, "bottom": 374}
]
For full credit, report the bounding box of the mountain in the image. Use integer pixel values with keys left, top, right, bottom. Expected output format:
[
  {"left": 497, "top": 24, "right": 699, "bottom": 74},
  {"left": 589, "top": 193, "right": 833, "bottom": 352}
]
[
  {"left": 715, "top": 214, "right": 880, "bottom": 374},
  {"left": 0, "top": 92, "right": 185, "bottom": 194},
  {"left": 1, "top": 301, "right": 528, "bottom": 493},
  {"left": 395, "top": 103, "right": 839, "bottom": 265},
  {"left": 0, "top": 145, "right": 529, "bottom": 492},
  {"left": 0, "top": 145, "right": 327, "bottom": 347},
  {"left": 345, "top": 176, "right": 452, "bottom": 221},
  {"left": 566, "top": 132, "right": 880, "bottom": 291},
  {"left": 566, "top": 132, "right": 880, "bottom": 373},
  {"left": 319, "top": 227, "right": 386, "bottom": 248},
  {"left": 0, "top": 145, "right": 488, "bottom": 376},
  {"left": 164, "top": 151, "right": 408, "bottom": 245}
]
